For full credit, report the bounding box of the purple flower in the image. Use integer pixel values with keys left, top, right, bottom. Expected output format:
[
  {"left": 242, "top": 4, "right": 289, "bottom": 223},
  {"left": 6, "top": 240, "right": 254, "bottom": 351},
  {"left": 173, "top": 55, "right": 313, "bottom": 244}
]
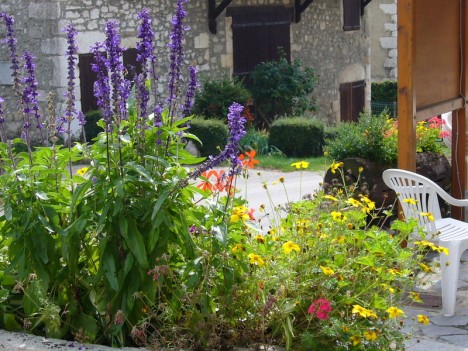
[
  {"left": 77, "top": 111, "right": 86, "bottom": 126},
  {"left": 104, "top": 20, "right": 129, "bottom": 121},
  {"left": 91, "top": 43, "right": 112, "bottom": 131},
  {"left": 188, "top": 102, "right": 246, "bottom": 180},
  {"left": 136, "top": 8, "right": 156, "bottom": 119},
  {"left": 167, "top": 0, "right": 188, "bottom": 110},
  {"left": 182, "top": 65, "right": 198, "bottom": 117},
  {"left": 153, "top": 103, "right": 163, "bottom": 145},
  {"left": 0, "top": 96, "right": 4, "bottom": 123},
  {"left": 21, "top": 51, "right": 42, "bottom": 130},
  {"left": 0, "top": 13, "right": 21, "bottom": 96},
  {"left": 58, "top": 23, "right": 78, "bottom": 134}
]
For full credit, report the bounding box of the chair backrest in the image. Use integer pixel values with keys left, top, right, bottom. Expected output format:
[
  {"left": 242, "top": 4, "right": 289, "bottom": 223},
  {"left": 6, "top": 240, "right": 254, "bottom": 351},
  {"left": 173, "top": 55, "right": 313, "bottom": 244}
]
[{"left": 382, "top": 169, "right": 442, "bottom": 235}]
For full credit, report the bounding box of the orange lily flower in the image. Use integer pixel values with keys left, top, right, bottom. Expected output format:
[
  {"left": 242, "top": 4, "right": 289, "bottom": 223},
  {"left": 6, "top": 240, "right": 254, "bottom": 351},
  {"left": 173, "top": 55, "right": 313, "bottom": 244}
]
[{"left": 239, "top": 150, "right": 260, "bottom": 169}]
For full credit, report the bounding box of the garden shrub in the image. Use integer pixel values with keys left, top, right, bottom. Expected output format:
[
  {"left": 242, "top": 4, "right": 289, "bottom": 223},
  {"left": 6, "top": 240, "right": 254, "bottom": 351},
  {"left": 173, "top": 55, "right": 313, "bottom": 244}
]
[
  {"left": 324, "top": 111, "right": 447, "bottom": 165},
  {"left": 192, "top": 76, "right": 251, "bottom": 120},
  {"left": 83, "top": 109, "right": 103, "bottom": 141},
  {"left": 249, "top": 54, "right": 318, "bottom": 128},
  {"left": 189, "top": 117, "right": 229, "bottom": 157},
  {"left": 371, "top": 80, "right": 397, "bottom": 102},
  {"left": 238, "top": 128, "right": 282, "bottom": 155},
  {"left": 269, "top": 117, "right": 325, "bottom": 157},
  {"left": 324, "top": 111, "right": 395, "bottom": 165}
]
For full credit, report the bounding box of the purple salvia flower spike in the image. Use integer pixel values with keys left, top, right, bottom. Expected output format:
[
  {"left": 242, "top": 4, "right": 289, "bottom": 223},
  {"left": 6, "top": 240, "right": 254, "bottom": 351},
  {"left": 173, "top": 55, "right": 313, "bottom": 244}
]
[
  {"left": 0, "top": 96, "right": 6, "bottom": 143},
  {"left": 167, "top": 0, "right": 188, "bottom": 114},
  {"left": 188, "top": 102, "right": 246, "bottom": 180},
  {"left": 182, "top": 65, "right": 198, "bottom": 117},
  {"left": 21, "top": 51, "right": 43, "bottom": 134},
  {"left": 0, "top": 13, "right": 21, "bottom": 97},
  {"left": 91, "top": 43, "right": 112, "bottom": 131},
  {"left": 136, "top": 8, "right": 156, "bottom": 119},
  {"left": 59, "top": 22, "right": 79, "bottom": 136},
  {"left": 104, "top": 20, "right": 129, "bottom": 122}
]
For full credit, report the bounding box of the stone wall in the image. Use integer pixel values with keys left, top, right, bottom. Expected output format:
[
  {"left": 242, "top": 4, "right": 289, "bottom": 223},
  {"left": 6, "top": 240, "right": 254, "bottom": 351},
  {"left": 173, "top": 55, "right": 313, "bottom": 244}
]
[
  {"left": 0, "top": 0, "right": 370, "bottom": 136},
  {"left": 368, "top": 0, "right": 397, "bottom": 81}
]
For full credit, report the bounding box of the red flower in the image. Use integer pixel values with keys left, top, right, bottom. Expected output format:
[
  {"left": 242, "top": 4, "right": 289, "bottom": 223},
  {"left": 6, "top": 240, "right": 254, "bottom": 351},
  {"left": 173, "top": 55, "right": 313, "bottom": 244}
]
[
  {"left": 308, "top": 298, "right": 332, "bottom": 320},
  {"left": 196, "top": 170, "right": 216, "bottom": 192},
  {"left": 239, "top": 150, "right": 260, "bottom": 169}
]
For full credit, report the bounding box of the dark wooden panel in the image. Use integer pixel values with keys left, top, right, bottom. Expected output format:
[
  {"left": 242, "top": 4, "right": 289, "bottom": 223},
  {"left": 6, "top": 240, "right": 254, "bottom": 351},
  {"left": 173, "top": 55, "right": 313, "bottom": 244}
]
[
  {"left": 343, "top": 0, "right": 361, "bottom": 31},
  {"left": 78, "top": 53, "right": 98, "bottom": 113}
]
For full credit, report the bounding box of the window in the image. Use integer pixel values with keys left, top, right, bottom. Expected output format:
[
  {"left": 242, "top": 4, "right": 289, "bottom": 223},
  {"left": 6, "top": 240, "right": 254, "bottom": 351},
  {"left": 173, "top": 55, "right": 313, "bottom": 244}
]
[
  {"left": 340, "top": 80, "right": 365, "bottom": 122},
  {"left": 227, "top": 6, "right": 292, "bottom": 81},
  {"left": 78, "top": 48, "right": 142, "bottom": 113},
  {"left": 343, "top": 0, "right": 360, "bottom": 31}
]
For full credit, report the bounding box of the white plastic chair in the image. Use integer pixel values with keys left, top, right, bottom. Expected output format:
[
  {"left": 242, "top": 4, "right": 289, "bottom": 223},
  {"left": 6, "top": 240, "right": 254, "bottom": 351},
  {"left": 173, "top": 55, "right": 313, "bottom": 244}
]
[{"left": 382, "top": 168, "right": 468, "bottom": 316}]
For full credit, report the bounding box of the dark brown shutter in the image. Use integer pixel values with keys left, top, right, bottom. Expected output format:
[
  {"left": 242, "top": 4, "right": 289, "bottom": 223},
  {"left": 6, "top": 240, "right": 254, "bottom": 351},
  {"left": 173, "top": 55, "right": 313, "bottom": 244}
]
[
  {"left": 228, "top": 6, "right": 292, "bottom": 80},
  {"left": 78, "top": 53, "right": 98, "bottom": 113},
  {"left": 340, "top": 80, "right": 365, "bottom": 122},
  {"left": 343, "top": 0, "right": 361, "bottom": 31}
]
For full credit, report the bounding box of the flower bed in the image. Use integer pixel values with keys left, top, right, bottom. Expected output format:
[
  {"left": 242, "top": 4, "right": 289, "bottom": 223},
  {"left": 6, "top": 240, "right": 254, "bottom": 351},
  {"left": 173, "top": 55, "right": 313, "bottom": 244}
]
[{"left": 0, "top": 2, "right": 442, "bottom": 350}]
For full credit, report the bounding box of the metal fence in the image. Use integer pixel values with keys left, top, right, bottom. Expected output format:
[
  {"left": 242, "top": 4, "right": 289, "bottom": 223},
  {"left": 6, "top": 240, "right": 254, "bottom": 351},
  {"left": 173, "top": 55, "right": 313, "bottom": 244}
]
[{"left": 371, "top": 101, "right": 398, "bottom": 118}]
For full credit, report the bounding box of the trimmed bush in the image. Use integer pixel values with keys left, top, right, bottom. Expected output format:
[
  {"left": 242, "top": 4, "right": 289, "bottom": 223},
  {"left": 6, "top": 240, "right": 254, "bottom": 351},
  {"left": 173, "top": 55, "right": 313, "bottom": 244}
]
[
  {"left": 189, "top": 117, "right": 229, "bottom": 157},
  {"left": 84, "top": 110, "right": 104, "bottom": 141},
  {"left": 371, "top": 81, "right": 397, "bottom": 102},
  {"left": 269, "top": 117, "right": 325, "bottom": 157},
  {"left": 192, "top": 77, "right": 251, "bottom": 120}
]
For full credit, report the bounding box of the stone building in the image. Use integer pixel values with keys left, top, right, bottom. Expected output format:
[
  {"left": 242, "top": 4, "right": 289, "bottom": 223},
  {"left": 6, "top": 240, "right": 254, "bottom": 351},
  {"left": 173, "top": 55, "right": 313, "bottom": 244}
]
[
  {"left": 368, "top": 0, "right": 397, "bottom": 81},
  {"left": 0, "top": 0, "right": 371, "bottom": 136}
]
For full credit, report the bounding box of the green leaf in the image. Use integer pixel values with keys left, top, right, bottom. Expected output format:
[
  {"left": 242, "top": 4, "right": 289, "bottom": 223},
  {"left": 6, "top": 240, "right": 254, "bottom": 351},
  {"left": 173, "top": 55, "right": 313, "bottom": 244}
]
[
  {"left": 151, "top": 191, "right": 169, "bottom": 220},
  {"left": 372, "top": 293, "right": 387, "bottom": 310},
  {"left": 4, "top": 202, "right": 12, "bottom": 221},
  {"left": 124, "top": 219, "right": 149, "bottom": 269},
  {"left": 126, "top": 162, "right": 154, "bottom": 183},
  {"left": 355, "top": 255, "right": 375, "bottom": 267},
  {"left": 213, "top": 224, "right": 228, "bottom": 247},
  {"left": 35, "top": 191, "right": 49, "bottom": 201},
  {"left": 120, "top": 134, "right": 131, "bottom": 143},
  {"left": 3, "top": 313, "right": 21, "bottom": 331},
  {"left": 102, "top": 250, "right": 119, "bottom": 292},
  {"left": 0, "top": 289, "right": 9, "bottom": 304}
]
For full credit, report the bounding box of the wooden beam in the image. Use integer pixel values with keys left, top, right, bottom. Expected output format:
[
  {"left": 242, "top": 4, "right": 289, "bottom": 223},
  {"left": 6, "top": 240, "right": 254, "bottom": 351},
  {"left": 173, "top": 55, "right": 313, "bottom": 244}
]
[
  {"left": 397, "top": 0, "right": 416, "bottom": 172},
  {"left": 415, "top": 97, "right": 464, "bottom": 122},
  {"left": 451, "top": 0, "right": 467, "bottom": 219},
  {"left": 294, "top": 0, "right": 314, "bottom": 23},
  {"left": 208, "top": 0, "right": 233, "bottom": 34}
]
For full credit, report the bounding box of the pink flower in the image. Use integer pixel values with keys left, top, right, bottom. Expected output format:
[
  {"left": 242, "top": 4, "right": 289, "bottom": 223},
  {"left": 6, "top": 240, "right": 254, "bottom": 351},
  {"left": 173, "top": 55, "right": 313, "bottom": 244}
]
[{"left": 308, "top": 298, "right": 332, "bottom": 320}]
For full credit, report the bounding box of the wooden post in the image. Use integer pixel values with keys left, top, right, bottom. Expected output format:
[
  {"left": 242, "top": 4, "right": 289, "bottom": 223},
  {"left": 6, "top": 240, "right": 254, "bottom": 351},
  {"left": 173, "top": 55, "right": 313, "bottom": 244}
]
[
  {"left": 451, "top": 0, "right": 467, "bottom": 220},
  {"left": 397, "top": 0, "right": 416, "bottom": 172}
]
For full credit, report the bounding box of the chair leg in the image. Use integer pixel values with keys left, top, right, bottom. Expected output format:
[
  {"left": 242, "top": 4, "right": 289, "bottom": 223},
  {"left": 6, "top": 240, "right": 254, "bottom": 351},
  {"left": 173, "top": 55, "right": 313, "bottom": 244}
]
[{"left": 440, "top": 243, "right": 460, "bottom": 317}]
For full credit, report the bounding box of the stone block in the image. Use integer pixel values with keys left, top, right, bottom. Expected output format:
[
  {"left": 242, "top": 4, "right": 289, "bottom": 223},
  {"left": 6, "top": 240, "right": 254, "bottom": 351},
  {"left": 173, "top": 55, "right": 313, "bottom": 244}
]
[
  {"left": 383, "top": 57, "right": 397, "bottom": 68},
  {"left": 0, "top": 61, "right": 13, "bottom": 85},
  {"left": 380, "top": 37, "right": 397, "bottom": 49},
  {"left": 194, "top": 33, "right": 209, "bottom": 49},
  {"left": 29, "top": 2, "right": 60, "bottom": 19},
  {"left": 41, "top": 38, "right": 67, "bottom": 55},
  {"left": 90, "top": 8, "right": 100, "bottom": 20},
  {"left": 380, "top": 4, "right": 396, "bottom": 15}
]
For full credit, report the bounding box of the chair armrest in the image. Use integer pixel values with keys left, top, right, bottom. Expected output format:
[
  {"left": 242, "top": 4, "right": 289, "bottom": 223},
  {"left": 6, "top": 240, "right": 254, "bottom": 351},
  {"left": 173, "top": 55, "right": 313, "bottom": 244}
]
[{"left": 434, "top": 189, "right": 468, "bottom": 208}]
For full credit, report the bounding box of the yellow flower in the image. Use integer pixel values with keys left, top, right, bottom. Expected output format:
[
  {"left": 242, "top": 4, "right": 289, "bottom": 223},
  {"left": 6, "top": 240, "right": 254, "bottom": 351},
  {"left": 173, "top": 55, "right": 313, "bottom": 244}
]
[
  {"left": 323, "top": 195, "right": 338, "bottom": 202},
  {"left": 232, "top": 243, "right": 245, "bottom": 255},
  {"left": 358, "top": 166, "right": 364, "bottom": 173},
  {"left": 381, "top": 283, "right": 395, "bottom": 294},
  {"left": 388, "top": 268, "right": 402, "bottom": 276},
  {"left": 255, "top": 235, "right": 265, "bottom": 244},
  {"left": 283, "top": 241, "right": 300, "bottom": 254},
  {"left": 420, "top": 212, "right": 435, "bottom": 221},
  {"left": 386, "top": 306, "right": 405, "bottom": 318},
  {"left": 230, "top": 206, "right": 251, "bottom": 223},
  {"left": 350, "top": 335, "right": 361, "bottom": 346},
  {"left": 418, "top": 262, "right": 433, "bottom": 273},
  {"left": 403, "top": 198, "right": 418, "bottom": 205},
  {"left": 331, "top": 211, "right": 344, "bottom": 222},
  {"left": 291, "top": 161, "right": 310, "bottom": 169},
  {"left": 363, "top": 330, "right": 378, "bottom": 341},
  {"left": 76, "top": 167, "right": 89, "bottom": 176},
  {"left": 279, "top": 177, "right": 285, "bottom": 183},
  {"left": 336, "top": 236, "right": 346, "bottom": 244},
  {"left": 352, "top": 305, "right": 377, "bottom": 319},
  {"left": 409, "top": 291, "right": 423, "bottom": 303},
  {"left": 320, "top": 266, "right": 334, "bottom": 276},
  {"left": 330, "top": 161, "right": 344, "bottom": 174},
  {"left": 248, "top": 253, "right": 265, "bottom": 267},
  {"left": 259, "top": 204, "right": 265, "bottom": 212},
  {"left": 417, "top": 314, "right": 430, "bottom": 325},
  {"left": 346, "top": 198, "right": 361, "bottom": 207}
]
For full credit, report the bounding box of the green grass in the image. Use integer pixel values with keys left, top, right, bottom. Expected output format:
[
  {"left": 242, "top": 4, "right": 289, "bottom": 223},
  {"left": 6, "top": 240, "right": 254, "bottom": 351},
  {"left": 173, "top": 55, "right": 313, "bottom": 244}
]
[{"left": 255, "top": 155, "right": 331, "bottom": 172}]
